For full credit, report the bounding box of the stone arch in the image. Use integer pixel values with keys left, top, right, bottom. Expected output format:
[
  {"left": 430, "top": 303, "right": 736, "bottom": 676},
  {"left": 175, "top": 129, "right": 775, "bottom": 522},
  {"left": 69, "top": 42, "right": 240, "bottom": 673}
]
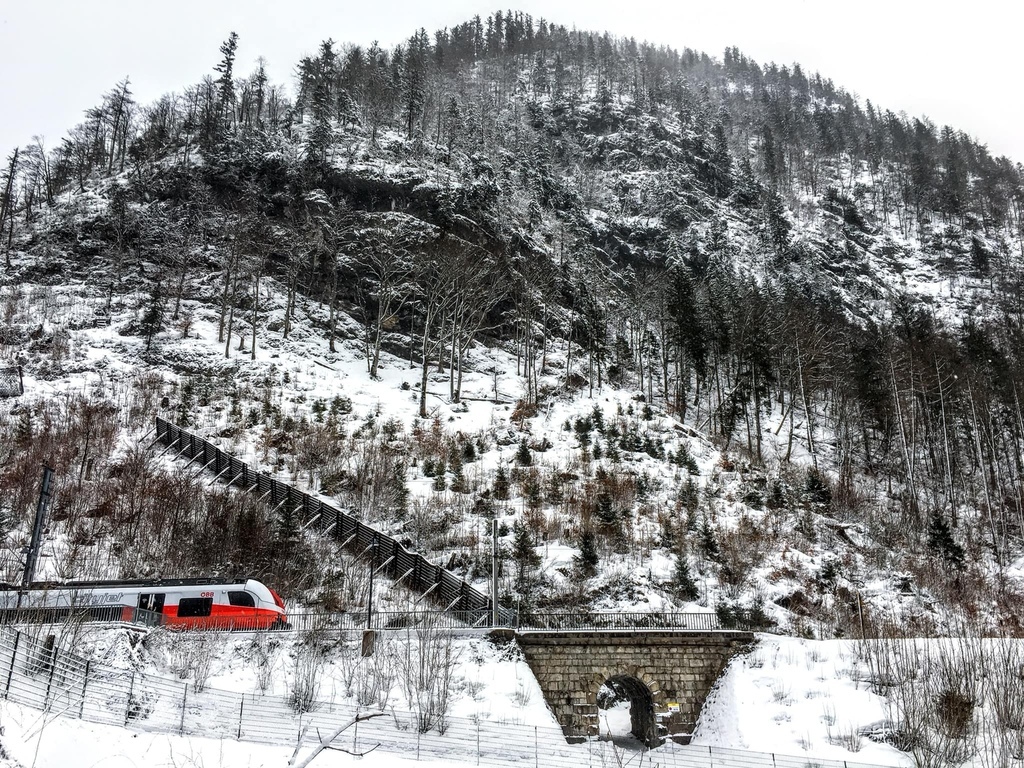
[
  {"left": 514, "top": 629, "right": 754, "bottom": 745},
  {"left": 589, "top": 669, "right": 664, "bottom": 747}
]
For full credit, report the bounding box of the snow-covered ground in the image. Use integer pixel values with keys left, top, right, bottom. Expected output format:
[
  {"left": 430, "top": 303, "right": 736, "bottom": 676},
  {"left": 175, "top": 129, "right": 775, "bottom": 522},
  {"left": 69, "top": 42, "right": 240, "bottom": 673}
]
[
  {"left": 694, "top": 635, "right": 896, "bottom": 763},
  {"left": 0, "top": 700, "right": 458, "bottom": 768},
  {"left": 0, "top": 623, "right": 918, "bottom": 768},
  {"left": 70, "top": 623, "right": 552, "bottom": 728}
]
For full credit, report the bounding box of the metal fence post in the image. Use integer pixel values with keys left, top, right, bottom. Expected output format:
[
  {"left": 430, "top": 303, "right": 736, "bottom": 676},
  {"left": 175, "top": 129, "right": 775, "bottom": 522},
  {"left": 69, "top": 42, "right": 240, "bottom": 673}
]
[
  {"left": 534, "top": 726, "right": 538, "bottom": 768},
  {"left": 476, "top": 718, "right": 480, "bottom": 765},
  {"left": 79, "top": 660, "right": 90, "bottom": 718},
  {"left": 179, "top": 682, "right": 187, "bottom": 734},
  {"left": 237, "top": 694, "right": 244, "bottom": 740},
  {"left": 43, "top": 643, "right": 57, "bottom": 710},
  {"left": 4, "top": 631, "right": 20, "bottom": 698},
  {"left": 125, "top": 671, "right": 135, "bottom": 725}
]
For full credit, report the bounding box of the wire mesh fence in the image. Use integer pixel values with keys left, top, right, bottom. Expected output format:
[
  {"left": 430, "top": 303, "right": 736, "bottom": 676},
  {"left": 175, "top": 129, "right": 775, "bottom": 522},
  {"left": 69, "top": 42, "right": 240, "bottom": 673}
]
[
  {"left": 0, "top": 601, "right": 726, "bottom": 636},
  {"left": 517, "top": 612, "right": 722, "bottom": 632},
  {"left": 0, "top": 605, "right": 165, "bottom": 627},
  {"left": 285, "top": 610, "right": 725, "bottom": 633},
  {"left": 284, "top": 609, "right": 502, "bottom": 633},
  {"left": 0, "top": 626, "right": 900, "bottom": 768}
]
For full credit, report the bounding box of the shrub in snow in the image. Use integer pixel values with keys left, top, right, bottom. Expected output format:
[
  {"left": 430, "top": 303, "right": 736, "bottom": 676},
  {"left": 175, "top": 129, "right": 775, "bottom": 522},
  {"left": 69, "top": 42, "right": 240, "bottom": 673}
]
[{"left": 289, "top": 627, "right": 327, "bottom": 714}]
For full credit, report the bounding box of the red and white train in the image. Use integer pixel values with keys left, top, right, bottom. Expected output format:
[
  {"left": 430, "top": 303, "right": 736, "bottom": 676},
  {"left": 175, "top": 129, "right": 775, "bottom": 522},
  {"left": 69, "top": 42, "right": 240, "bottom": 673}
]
[{"left": 0, "top": 577, "right": 288, "bottom": 630}]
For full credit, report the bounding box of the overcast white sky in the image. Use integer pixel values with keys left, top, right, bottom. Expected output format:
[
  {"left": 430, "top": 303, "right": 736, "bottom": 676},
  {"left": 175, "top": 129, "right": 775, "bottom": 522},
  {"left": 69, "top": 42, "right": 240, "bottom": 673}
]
[{"left": 1, "top": 0, "right": 1022, "bottom": 163}]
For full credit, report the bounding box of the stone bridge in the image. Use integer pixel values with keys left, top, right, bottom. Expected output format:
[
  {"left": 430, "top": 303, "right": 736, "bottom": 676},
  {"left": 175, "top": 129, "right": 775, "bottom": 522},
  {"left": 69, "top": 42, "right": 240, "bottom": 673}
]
[{"left": 511, "top": 630, "right": 754, "bottom": 746}]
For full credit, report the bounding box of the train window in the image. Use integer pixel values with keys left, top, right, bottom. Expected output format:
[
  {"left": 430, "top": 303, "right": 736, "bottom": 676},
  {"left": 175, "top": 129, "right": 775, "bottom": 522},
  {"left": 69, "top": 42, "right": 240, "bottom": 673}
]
[
  {"left": 177, "top": 597, "right": 213, "bottom": 618},
  {"left": 228, "top": 591, "right": 255, "bottom": 608}
]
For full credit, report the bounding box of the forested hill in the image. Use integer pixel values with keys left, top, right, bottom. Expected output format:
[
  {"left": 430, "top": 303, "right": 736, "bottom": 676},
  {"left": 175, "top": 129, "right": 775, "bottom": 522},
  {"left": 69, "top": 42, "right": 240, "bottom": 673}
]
[{"left": 2, "top": 12, "right": 1024, "bottom": 633}]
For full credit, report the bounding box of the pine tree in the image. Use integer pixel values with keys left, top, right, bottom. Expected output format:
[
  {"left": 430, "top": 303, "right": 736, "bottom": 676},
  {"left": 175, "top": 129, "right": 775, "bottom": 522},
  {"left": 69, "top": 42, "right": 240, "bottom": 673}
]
[
  {"left": 595, "top": 489, "right": 617, "bottom": 531},
  {"left": 450, "top": 467, "right": 468, "bottom": 493},
  {"left": 673, "top": 552, "right": 699, "bottom": 601},
  {"left": 733, "top": 156, "right": 761, "bottom": 208},
  {"left": 595, "top": 80, "right": 614, "bottom": 132},
  {"left": 928, "top": 512, "right": 965, "bottom": 568},
  {"left": 336, "top": 88, "right": 355, "bottom": 127},
  {"left": 15, "top": 409, "right": 33, "bottom": 445},
  {"left": 390, "top": 461, "right": 409, "bottom": 517},
  {"left": 443, "top": 97, "right": 463, "bottom": 161},
  {"left": 515, "top": 439, "right": 532, "bottom": 467},
  {"left": 574, "top": 528, "right": 599, "bottom": 578},
  {"left": 401, "top": 29, "right": 429, "bottom": 138},
  {"left": 573, "top": 416, "right": 593, "bottom": 448},
  {"left": 448, "top": 444, "right": 463, "bottom": 476},
  {"left": 803, "top": 468, "right": 832, "bottom": 506},
  {"left": 707, "top": 111, "right": 734, "bottom": 198},
  {"left": 251, "top": 59, "right": 268, "bottom": 126},
  {"left": 140, "top": 282, "right": 164, "bottom": 352},
  {"left": 552, "top": 54, "right": 568, "bottom": 106},
  {"left": 0, "top": 147, "right": 17, "bottom": 269},
  {"left": 759, "top": 123, "right": 784, "bottom": 188},
  {"left": 274, "top": 502, "right": 301, "bottom": 564},
  {"left": 545, "top": 473, "right": 563, "bottom": 504},
  {"left": 449, "top": 449, "right": 468, "bottom": 493},
  {"left": 511, "top": 520, "right": 540, "bottom": 584},
  {"left": 493, "top": 463, "right": 510, "bottom": 500},
  {"left": 213, "top": 32, "right": 239, "bottom": 131},
  {"left": 531, "top": 53, "right": 549, "bottom": 94},
  {"left": 305, "top": 39, "right": 337, "bottom": 167},
  {"left": 760, "top": 187, "right": 791, "bottom": 262},
  {"left": 363, "top": 42, "right": 394, "bottom": 145},
  {"left": 698, "top": 517, "right": 720, "bottom": 562}
]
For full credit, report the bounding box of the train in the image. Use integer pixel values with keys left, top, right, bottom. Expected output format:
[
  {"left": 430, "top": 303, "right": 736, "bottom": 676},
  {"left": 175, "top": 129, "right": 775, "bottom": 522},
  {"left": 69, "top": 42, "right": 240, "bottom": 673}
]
[{"left": 0, "top": 577, "right": 288, "bottom": 630}]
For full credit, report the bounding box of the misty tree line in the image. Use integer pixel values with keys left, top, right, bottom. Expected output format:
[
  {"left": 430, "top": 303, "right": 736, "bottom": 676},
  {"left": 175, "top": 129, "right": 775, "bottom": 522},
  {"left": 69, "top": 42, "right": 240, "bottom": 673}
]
[{"left": 5, "top": 12, "right": 1023, "bottom": 240}]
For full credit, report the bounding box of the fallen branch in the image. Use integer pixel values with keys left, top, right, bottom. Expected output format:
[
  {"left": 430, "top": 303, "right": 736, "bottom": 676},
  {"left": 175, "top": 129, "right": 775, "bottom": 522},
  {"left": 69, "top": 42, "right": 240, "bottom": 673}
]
[{"left": 287, "top": 711, "right": 385, "bottom": 768}]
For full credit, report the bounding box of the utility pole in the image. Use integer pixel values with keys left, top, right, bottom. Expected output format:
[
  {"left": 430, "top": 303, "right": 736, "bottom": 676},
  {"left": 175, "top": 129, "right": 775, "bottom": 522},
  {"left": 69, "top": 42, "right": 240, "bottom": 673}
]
[
  {"left": 361, "top": 538, "right": 378, "bottom": 658},
  {"left": 366, "top": 537, "right": 376, "bottom": 630},
  {"left": 491, "top": 518, "right": 499, "bottom": 627},
  {"left": 22, "top": 466, "right": 54, "bottom": 588}
]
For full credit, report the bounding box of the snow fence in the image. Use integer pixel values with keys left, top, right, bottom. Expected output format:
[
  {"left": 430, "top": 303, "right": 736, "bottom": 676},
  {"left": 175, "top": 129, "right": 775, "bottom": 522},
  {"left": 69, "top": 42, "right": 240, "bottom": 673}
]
[{"left": 0, "top": 625, "right": 903, "bottom": 768}]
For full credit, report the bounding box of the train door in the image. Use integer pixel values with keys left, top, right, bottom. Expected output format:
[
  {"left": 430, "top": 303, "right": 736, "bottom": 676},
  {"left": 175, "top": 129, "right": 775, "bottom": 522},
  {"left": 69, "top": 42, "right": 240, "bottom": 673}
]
[{"left": 138, "top": 593, "right": 165, "bottom": 613}]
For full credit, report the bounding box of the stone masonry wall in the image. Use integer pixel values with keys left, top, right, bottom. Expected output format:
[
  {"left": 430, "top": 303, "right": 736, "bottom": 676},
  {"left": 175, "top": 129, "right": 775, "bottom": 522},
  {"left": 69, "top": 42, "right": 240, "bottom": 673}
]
[{"left": 514, "top": 630, "right": 754, "bottom": 742}]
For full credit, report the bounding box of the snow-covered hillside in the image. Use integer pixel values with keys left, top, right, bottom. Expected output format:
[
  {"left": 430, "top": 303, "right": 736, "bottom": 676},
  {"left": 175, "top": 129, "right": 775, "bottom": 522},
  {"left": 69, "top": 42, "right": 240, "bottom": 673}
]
[
  {"left": 2, "top": 270, "right": 1018, "bottom": 766},
  {"left": 2, "top": 11, "right": 1024, "bottom": 767},
  {"left": 6, "top": 273, "right": 1002, "bottom": 636}
]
